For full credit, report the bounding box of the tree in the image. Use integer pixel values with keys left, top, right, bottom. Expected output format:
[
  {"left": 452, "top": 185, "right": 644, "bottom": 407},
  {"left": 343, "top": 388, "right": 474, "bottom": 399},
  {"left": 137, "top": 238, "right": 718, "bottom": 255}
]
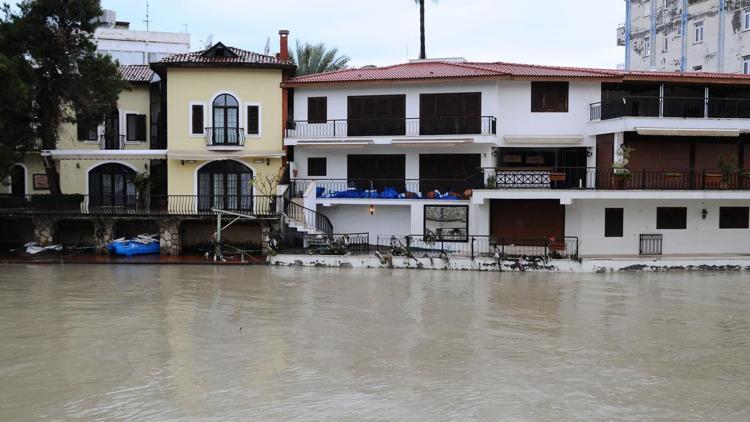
[
  {"left": 414, "top": 0, "right": 439, "bottom": 60},
  {"left": 290, "top": 41, "right": 350, "bottom": 76},
  {"left": 1, "top": 0, "right": 127, "bottom": 194}
]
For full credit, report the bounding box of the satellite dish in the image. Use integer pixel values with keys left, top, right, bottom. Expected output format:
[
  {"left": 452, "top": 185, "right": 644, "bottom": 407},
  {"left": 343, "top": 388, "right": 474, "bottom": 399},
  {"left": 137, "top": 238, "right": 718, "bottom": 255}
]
[
  {"left": 263, "top": 37, "right": 271, "bottom": 55},
  {"left": 204, "top": 34, "right": 214, "bottom": 49}
]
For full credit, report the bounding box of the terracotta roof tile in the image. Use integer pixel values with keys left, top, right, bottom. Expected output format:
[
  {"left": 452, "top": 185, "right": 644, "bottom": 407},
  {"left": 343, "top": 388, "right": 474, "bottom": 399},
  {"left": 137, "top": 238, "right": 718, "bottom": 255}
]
[
  {"left": 119, "top": 65, "right": 154, "bottom": 83},
  {"left": 159, "top": 45, "right": 292, "bottom": 67}
]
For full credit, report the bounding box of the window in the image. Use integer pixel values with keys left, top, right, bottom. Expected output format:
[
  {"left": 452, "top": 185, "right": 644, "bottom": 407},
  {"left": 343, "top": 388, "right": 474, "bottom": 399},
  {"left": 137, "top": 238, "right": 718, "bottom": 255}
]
[
  {"left": 531, "top": 82, "right": 569, "bottom": 112},
  {"left": 126, "top": 113, "right": 147, "bottom": 142},
  {"left": 88, "top": 163, "right": 136, "bottom": 207},
  {"left": 719, "top": 207, "right": 749, "bottom": 229},
  {"left": 191, "top": 104, "right": 204, "bottom": 135},
  {"left": 211, "top": 94, "right": 240, "bottom": 145},
  {"left": 246, "top": 105, "right": 260, "bottom": 135},
  {"left": 694, "top": 21, "right": 704, "bottom": 43},
  {"left": 347, "top": 95, "right": 406, "bottom": 136},
  {"left": 605, "top": 208, "right": 624, "bottom": 237},
  {"left": 419, "top": 92, "right": 482, "bottom": 135},
  {"left": 744, "top": 56, "right": 750, "bottom": 75},
  {"left": 656, "top": 207, "right": 687, "bottom": 229},
  {"left": 76, "top": 114, "right": 99, "bottom": 141},
  {"left": 424, "top": 205, "right": 469, "bottom": 242},
  {"left": 744, "top": 9, "right": 750, "bottom": 30},
  {"left": 644, "top": 36, "right": 651, "bottom": 57},
  {"left": 307, "top": 97, "right": 327, "bottom": 123},
  {"left": 693, "top": 65, "right": 703, "bottom": 72},
  {"left": 307, "top": 157, "right": 327, "bottom": 177},
  {"left": 197, "top": 160, "right": 254, "bottom": 211}
]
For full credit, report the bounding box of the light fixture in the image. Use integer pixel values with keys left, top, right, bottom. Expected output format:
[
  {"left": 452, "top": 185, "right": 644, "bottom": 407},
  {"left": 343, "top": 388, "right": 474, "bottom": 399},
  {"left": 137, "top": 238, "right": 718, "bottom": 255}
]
[
  {"left": 702, "top": 208, "right": 708, "bottom": 220},
  {"left": 369, "top": 204, "right": 375, "bottom": 215},
  {"left": 76, "top": 162, "right": 80, "bottom": 169},
  {"left": 144, "top": 163, "right": 148, "bottom": 170}
]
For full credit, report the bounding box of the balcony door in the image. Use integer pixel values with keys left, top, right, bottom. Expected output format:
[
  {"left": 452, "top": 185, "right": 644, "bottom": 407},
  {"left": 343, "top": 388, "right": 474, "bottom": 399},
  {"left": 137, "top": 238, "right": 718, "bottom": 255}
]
[
  {"left": 198, "top": 160, "right": 253, "bottom": 211},
  {"left": 9, "top": 165, "right": 25, "bottom": 197},
  {"left": 89, "top": 163, "right": 136, "bottom": 207},
  {"left": 347, "top": 95, "right": 405, "bottom": 137},
  {"left": 212, "top": 94, "right": 240, "bottom": 145},
  {"left": 347, "top": 154, "right": 405, "bottom": 192},
  {"left": 420, "top": 92, "right": 481, "bottom": 135},
  {"left": 102, "top": 110, "right": 120, "bottom": 150}
]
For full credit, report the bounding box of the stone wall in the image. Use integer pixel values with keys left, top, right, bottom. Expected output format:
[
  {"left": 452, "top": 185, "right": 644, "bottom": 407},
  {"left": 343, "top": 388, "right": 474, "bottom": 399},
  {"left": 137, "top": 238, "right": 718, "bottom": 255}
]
[{"left": 159, "top": 219, "right": 181, "bottom": 255}]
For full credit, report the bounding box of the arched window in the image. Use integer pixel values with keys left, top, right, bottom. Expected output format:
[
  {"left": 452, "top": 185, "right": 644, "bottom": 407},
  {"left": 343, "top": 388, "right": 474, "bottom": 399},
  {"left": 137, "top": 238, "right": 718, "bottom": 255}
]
[
  {"left": 89, "top": 163, "right": 136, "bottom": 207},
  {"left": 212, "top": 94, "right": 240, "bottom": 145},
  {"left": 9, "top": 165, "right": 25, "bottom": 197},
  {"left": 198, "top": 160, "right": 253, "bottom": 210}
]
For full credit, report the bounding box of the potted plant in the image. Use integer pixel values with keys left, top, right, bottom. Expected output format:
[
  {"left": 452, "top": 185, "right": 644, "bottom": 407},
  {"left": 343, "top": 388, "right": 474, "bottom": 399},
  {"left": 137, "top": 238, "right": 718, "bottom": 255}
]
[
  {"left": 611, "top": 145, "right": 634, "bottom": 189},
  {"left": 716, "top": 156, "right": 737, "bottom": 189},
  {"left": 133, "top": 172, "right": 151, "bottom": 210},
  {"left": 741, "top": 170, "right": 750, "bottom": 189}
]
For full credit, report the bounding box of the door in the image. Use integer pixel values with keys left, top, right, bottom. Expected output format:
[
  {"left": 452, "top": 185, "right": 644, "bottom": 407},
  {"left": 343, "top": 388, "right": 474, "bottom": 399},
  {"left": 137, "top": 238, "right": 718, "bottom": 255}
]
[
  {"left": 103, "top": 111, "right": 120, "bottom": 150},
  {"left": 10, "top": 165, "right": 25, "bottom": 196},
  {"left": 490, "top": 199, "right": 565, "bottom": 242},
  {"left": 347, "top": 95, "right": 406, "bottom": 136}
]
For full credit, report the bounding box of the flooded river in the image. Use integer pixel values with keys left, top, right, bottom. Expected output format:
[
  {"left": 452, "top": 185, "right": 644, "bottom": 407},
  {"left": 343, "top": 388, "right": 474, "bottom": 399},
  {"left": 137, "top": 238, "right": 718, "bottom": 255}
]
[{"left": 0, "top": 265, "right": 749, "bottom": 421}]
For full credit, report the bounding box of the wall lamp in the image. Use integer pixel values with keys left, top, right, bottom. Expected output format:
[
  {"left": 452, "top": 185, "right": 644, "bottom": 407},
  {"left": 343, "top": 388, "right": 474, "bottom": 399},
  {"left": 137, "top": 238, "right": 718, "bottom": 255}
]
[
  {"left": 702, "top": 208, "right": 708, "bottom": 220},
  {"left": 369, "top": 204, "right": 375, "bottom": 215}
]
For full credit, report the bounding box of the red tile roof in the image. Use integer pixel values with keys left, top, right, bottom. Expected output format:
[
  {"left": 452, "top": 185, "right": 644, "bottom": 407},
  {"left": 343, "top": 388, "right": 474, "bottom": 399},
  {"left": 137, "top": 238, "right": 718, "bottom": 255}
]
[
  {"left": 119, "top": 65, "right": 154, "bottom": 84},
  {"left": 284, "top": 60, "right": 750, "bottom": 86},
  {"left": 158, "top": 44, "right": 293, "bottom": 68}
]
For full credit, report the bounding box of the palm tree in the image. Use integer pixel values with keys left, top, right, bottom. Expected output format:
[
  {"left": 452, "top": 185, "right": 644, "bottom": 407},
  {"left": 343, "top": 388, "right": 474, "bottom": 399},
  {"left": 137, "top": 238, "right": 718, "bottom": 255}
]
[
  {"left": 414, "top": 0, "right": 439, "bottom": 60},
  {"left": 290, "top": 41, "right": 351, "bottom": 76}
]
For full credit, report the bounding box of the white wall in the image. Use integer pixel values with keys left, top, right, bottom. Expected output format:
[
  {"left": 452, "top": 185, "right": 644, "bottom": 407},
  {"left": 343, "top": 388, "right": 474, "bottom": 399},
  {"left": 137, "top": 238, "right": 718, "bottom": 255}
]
[
  {"left": 319, "top": 204, "right": 411, "bottom": 241},
  {"left": 567, "top": 199, "right": 750, "bottom": 257}
]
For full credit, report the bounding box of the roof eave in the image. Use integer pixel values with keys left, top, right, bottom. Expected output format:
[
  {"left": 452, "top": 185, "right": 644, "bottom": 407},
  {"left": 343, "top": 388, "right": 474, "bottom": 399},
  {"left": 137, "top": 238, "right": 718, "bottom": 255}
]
[{"left": 282, "top": 75, "right": 621, "bottom": 88}]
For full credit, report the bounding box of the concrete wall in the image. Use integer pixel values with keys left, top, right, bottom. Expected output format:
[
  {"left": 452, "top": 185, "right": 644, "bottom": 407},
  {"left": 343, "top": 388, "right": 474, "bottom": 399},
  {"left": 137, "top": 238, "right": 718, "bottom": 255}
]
[{"left": 567, "top": 198, "right": 750, "bottom": 256}]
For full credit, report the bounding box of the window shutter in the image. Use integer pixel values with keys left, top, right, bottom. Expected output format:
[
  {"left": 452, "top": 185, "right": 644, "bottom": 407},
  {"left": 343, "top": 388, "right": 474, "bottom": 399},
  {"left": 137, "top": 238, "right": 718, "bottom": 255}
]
[
  {"left": 247, "top": 106, "right": 259, "bottom": 135},
  {"left": 191, "top": 105, "right": 204, "bottom": 134},
  {"left": 308, "top": 97, "right": 327, "bottom": 123},
  {"left": 136, "top": 115, "right": 147, "bottom": 141}
]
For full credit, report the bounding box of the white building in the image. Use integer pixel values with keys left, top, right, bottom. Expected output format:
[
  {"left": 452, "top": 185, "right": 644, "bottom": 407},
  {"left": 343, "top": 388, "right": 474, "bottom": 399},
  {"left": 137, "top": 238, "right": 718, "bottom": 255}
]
[
  {"left": 94, "top": 9, "right": 190, "bottom": 65},
  {"left": 282, "top": 58, "right": 750, "bottom": 259},
  {"left": 620, "top": 0, "right": 750, "bottom": 73}
]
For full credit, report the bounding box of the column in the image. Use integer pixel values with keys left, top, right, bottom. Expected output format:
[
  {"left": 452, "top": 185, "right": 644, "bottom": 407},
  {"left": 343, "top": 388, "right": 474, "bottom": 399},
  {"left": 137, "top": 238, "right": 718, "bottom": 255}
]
[{"left": 159, "top": 218, "right": 181, "bottom": 255}]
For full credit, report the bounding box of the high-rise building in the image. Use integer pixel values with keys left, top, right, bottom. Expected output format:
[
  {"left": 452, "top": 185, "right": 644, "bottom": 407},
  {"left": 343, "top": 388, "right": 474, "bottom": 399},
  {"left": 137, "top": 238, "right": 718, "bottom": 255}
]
[
  {"left": 620, "top": 0, "right": 750, "bottom": 73},
  {"left": 94, "top": 9, "right": 190, "bottom": 65}
]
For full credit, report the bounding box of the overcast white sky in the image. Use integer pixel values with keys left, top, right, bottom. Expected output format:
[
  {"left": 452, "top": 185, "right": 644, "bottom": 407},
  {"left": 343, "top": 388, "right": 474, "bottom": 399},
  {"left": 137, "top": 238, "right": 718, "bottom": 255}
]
[{"left": 101, "top": 0, "right": 624, "bottom": 69}]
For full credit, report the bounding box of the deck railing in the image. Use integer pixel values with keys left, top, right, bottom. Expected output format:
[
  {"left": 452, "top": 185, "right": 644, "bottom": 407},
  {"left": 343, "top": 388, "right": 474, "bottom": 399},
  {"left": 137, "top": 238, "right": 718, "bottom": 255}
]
[
  {"left": 590, "top": 96, "right": 750, "bottom": 121},
  {"left": 376, "top": 235, "right": 579, "bottom": 260},
  {"left": 0, "top": 194, "right": 281, "bottom": 217},
  {"left": 483, "top": 167, "right": 750, "bottom": 190},
  {"left": 285, "top": 116, "right": 497, "bottom": 139}
]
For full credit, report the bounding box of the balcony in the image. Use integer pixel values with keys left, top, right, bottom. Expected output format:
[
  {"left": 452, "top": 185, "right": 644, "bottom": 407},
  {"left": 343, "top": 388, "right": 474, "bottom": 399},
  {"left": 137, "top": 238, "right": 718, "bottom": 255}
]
[
  {"left": 482, "top": 167, "right": 750, "bottom": 190},
  {"left": 285, "top": 116, "right": 497, "bottom": 139},
  {"left": 204, "top": 127, "right": 245, "bottom": 149},
  {"left": 290, "top": 178, "right": 484, "bottom": 200},
  {"left": 590, "top": 96, "right": 750, "bottom": 121},
  {"left": 99, "top": 134, "right": 126, "bottom": 150},
  {"left": 0, "top": 194, "right": 280, "bottom": 217}
]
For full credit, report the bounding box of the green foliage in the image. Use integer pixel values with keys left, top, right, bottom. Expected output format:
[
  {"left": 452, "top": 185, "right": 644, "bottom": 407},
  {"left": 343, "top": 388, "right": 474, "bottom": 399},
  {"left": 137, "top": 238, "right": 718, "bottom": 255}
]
[
  {"left": 290, "top": 40, "right": 350, "bottom": 76},
  {"left": 0, "top": 0, "right": 127, "bottom": 189}
]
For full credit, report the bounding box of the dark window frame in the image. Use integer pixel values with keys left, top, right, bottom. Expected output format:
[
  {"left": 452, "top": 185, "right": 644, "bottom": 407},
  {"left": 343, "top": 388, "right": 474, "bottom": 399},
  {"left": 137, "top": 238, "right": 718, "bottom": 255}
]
[
  {"left": 76, "top": 114, "right": 99, "bottom": 141},
  {"left": 719, "top": 207, "right": 750, "bottom": 229},
  {"left": 423, "top": 204, "right": 470, "bottom": 243},
  {"left": 531, "top": 81, "right": 569, "bottom": 113},
  {"left": 307, "top": 157, "right": 327, "bottom": 177},
  {"left": 656, "top": 207, "right": 688, "bottom": 230},
  {"left": 308, "top": 97, "right": 328, "bottom": 124},
  {"left": 605, "top": 208, "right": 624, "bottom": 237},
  {"left": 246, "top": 105, "right": 260, "bottom": 135},
  {"left": 126, "top": 113, "right": 147, "bottom": 142},
  {"left": 191, "top": 104, "right": 205, "bottom": 135}
]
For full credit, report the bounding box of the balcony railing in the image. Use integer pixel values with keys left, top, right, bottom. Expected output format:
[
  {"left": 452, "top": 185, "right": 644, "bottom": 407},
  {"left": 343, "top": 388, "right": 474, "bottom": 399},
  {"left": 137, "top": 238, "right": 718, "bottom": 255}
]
[
  {"left": 376, "top": 235, "right": 579, "bottom": 260},
  {"left": 483, "top": 167, "right": 750, "bottom": 190},
  {"left": 99, "top": 134, "right": 126, "bottom": 150},
  {"left": 204, "top": 127, "right": 245, "bottom": 147},
  {"left": 590, "top": 96, "right": 750, "bottom": 121},
  {"left": 285, "top": 116, "right": 497, "bottom": 139},
  {"left": 290, "top": 177, "right": 484, "bottom": 199},
  {"left": 0, "top": 194, "right": 280, "bottom": 217}
]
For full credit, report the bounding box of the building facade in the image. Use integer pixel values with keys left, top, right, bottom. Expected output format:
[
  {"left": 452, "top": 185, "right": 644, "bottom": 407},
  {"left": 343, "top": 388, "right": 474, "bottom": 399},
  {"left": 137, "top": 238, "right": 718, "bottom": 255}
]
[
  {"left": 621, "top": 0, "right": 750, "bottom": 73},
  {"left": 283, "top": 59, "right": 750, "bottom": 259}
]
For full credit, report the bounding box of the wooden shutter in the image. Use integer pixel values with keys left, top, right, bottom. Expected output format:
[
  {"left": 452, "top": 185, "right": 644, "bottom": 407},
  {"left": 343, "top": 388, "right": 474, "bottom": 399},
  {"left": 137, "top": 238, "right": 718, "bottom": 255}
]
[
  {"left": 247, "top": 106, "right": 259, "bottom": 134},
  {"left": 136, "top": 115, "right": 147, "bottom": 141},
  {"left": 191, "top": 105, "right": 204, "bottom": 134},
  {"left": 308, "top": 97, "right": 327, "bottom": 123}
]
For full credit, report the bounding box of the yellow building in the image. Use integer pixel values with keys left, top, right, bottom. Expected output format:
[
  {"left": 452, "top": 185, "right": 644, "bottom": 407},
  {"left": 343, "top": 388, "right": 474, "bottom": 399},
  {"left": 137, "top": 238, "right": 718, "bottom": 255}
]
[{"left": 151, "top": 40, "right": 293, "bottom": 207}]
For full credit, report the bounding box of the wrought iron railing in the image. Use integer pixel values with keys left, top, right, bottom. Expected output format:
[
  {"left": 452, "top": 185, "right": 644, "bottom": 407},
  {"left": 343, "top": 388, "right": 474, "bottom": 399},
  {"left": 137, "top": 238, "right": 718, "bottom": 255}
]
[
  {"left": 289, "top": 178, "right": 482, "bottom": 199},
  {"left": 590, "top": 96, "right": 750, "bottom": 121},
  {"left": 275, "top": 233, "right": 370, "bottom": 255},
  {"left": 283, "top": 198, "right": 334, "bottom": 237},
  {"left": 204, "top": 127, "right": 246, "bottom": 147},
  {"left": 99, "top": 134, "right": 126, "bottom": 150},
  {"left": 639, "top": 234, "right": 663, "bottom": 256},
  {"left": 376, "top": 235, "right": 579, "bottom": 260},
  {"left": 285, "top": 116, "right": 497, "bottom": 139},
  {"left": 483, "top": 167, "right": 750, "bottom": 190},
  {"left": 0, "top": 194, "right": 280, "bottom": 217}
]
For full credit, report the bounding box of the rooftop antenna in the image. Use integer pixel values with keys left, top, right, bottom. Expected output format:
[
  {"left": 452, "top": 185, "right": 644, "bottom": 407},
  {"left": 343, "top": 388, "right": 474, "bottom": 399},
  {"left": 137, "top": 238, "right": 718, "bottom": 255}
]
[
  {"left": 182, "top": 24, "right": 188, "bottom": 34},
  {"left": 143, "top": 0, "right": 151, "bottom": 31},
  {"left": 263, "top": 37, "right": 271, "bottom": 55},
  {"left": 203, "top": 34, "right": 214, "bottom": 49}
]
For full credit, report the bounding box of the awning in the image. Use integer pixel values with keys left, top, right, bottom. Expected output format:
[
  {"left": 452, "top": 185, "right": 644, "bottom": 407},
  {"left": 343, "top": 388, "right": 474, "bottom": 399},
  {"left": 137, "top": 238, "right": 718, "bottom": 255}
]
[
  {"left": 167, "top": 150, "right": 285, "bottom": 160},
  {"left": 43, "top": 149, "right": 168, "bottom": 160},
  {"left": 635, "top": 127, "right": 741, "bottom": 137},
  {"left": 504, "top": 135, "right": 584, "bottom": 145}
]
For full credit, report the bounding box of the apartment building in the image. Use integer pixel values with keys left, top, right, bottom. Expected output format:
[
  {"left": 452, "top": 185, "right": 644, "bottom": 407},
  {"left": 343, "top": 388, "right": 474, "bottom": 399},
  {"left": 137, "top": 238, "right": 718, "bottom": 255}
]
[
  {"left": 620, "top": 0, "right": 750, "bottom": 73},
  {"left": 284, "top": 59, "right": 750, "bottom": 258}
]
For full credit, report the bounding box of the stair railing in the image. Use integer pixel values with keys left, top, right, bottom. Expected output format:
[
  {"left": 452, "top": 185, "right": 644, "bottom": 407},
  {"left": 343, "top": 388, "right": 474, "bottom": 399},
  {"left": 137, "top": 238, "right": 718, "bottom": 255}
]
[{"left": 283, "top": 198, "right": 334, "bottom": 237}]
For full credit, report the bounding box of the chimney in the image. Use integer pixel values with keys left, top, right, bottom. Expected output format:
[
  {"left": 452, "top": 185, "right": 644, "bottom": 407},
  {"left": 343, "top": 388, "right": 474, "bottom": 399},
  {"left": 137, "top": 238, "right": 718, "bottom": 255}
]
[{"left": 278, "top": 30, "right": 289, "bottom": 61}]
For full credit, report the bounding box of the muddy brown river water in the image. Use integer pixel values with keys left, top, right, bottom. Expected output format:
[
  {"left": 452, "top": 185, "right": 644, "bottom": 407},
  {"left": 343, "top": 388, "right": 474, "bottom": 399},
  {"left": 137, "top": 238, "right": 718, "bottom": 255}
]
[{"left": 0, "top": 265, "right": 749, "bottom": 421}]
